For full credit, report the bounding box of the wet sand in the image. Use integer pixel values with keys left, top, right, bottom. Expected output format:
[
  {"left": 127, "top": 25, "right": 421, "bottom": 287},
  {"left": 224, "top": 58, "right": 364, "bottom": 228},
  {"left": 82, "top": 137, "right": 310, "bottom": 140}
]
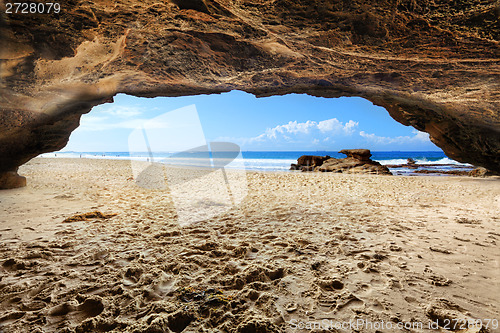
[{"left": 0, "top": 158, "right": 499, "bottom": 332}]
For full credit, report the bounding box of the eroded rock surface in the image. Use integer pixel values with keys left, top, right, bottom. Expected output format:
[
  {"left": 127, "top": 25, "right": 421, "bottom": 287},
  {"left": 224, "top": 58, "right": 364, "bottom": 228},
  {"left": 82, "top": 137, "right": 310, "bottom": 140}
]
[
  {"left": 290, "top": 155, "right": 331, "bottom": 171},
  {"left": 1, "top": 0, "right": 499, "bottom": 187},
  {"left": 338, "top": 149, "right": 372, "bottom": 161},
  {"left": 0, "top": 170, "right": 26, "bottom": 189},
  {"left": 468, "top": 167, "right": 498, "bottom": 177},
  {"left": 292, "top": 149, "right": 392, "bottom": 175}
]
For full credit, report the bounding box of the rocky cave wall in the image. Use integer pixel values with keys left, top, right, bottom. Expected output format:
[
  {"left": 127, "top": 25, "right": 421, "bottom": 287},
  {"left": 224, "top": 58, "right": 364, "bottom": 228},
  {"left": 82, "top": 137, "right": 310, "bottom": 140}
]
[{"left": 0, "top": 0, "right": 499, "bottom": 187}]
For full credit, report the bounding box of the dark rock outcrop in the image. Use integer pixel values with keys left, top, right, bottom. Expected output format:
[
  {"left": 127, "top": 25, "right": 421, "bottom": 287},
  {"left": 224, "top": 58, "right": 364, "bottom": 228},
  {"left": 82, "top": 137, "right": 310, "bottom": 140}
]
[
  {"left": 406, "top": 158, "right": 418, "bottom": 169},
  {"left": 338, "top": 149, "right": 371, "bottom": 161},
  {"left": 297, "top": 155, "right": 331, "bottom": 167},
  {"left": 293, "top": 149, "right": 392, "bottom": 175},
  {"left": 291, "top": 155, "right": 330, "bottom": 170},
  {"left": 1, "top": 0, "right": 499, "bottom": 188}
]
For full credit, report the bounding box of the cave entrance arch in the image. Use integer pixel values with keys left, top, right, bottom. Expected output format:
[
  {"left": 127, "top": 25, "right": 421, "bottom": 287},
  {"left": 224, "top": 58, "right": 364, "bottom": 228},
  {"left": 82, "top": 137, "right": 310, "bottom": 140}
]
[
  {"left": 1, "top": 86, "right": 497, "bottom": 190},
  {"left": 56, "top": 91, "right": 450, "bottom": 173}
]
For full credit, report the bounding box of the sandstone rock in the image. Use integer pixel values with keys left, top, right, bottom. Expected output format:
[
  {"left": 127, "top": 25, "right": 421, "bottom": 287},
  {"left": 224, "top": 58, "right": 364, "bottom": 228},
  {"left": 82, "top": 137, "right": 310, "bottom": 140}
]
[
  {"left": 296, "top": 155, "right": 330, "bottom": 167},
  {"left": 0, "top": 0, "right": 499, "bottom": 180},
  {"left": 293, "top": 150, "right": 392, "bottom": 175},
  {"left": 0, "top": 171, "right": 27, "bottom": 189},
  {"left": 338, "top": 149, "right": 371, "bottom": 161},
  {"left": 170, "top": 0, "right": 210, "bottom": 13},
  {"left": 300, "top": 165, "right": 315, "bottom": 172},
  {"left": 317, "top": 157, "right": 362, "bottom": 171},
  {"left": 292, "top": 155, "right": 331, "bottom": 172},
  {"left": 468, "top": 167, "right": 497, "bottom": 177},
  {"left": 406, "top": 158, "right": 418, "bottom": 169},
  {"left": 318, "top": 157, "right": 392, "bottom": 175}
]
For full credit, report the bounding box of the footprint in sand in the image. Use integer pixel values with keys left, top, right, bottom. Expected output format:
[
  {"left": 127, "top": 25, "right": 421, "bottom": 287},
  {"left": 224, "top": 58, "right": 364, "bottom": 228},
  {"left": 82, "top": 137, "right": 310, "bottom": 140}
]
[
  {"left": 0, "top": 311, "right": 25, "bottom": 326},
  {"left": 404, "top": 295, "right": 419, "bottom": 304},
  {"left": 369, "top": 299, "right": 386, "bottom": 312},
  {"left": 335, "top": 293, "right": 365, "bottom": 314},
  {"left": 369, "top": 278, "right": 388, "bottom": 289},
  {"left": 122, "top": 266, "right": 143, "bottom": 286},
  {"left": 316, "top": 293, "right": 337, "bottom": 312},
  {"left": 355, "top": 283, "right": 372, "bottom": 297},
  {"left": 47, "top": 297, "right": 104, "bottom": 324},
  {"left": 2, "top": 258, "right": 27, "bottom": 271},
  {"left": 20, "top": 300, "right": 47, "bottom": 312},
  {"left": 423, "top": 268, "right": 452, "bottom": 286},
  {"left": 316, "top": 278, "right": 344, "bottom": 292}
]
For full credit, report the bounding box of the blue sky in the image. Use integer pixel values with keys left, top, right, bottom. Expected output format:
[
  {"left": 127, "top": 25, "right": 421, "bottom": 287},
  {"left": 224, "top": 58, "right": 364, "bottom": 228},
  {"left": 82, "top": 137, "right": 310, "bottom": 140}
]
[{"left": 63, "top": 90, "right": 441, "bottom": 152}]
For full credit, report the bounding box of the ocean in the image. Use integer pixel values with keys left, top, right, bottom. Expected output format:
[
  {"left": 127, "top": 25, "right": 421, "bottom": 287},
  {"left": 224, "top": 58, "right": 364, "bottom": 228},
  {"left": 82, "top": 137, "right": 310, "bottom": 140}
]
[{"left": 41, "top": 151, "right": 474, "bottom": 175}]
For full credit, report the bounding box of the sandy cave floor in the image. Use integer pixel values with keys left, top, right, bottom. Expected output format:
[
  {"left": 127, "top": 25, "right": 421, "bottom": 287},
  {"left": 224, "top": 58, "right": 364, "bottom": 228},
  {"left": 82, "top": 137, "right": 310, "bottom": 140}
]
[{"left": 0, "top": 158, "right": 499, "bottom": 332}]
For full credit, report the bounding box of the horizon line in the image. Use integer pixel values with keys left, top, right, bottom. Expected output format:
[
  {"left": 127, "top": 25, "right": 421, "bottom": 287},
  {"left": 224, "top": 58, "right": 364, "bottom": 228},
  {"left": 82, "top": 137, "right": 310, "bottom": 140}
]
[{"left": 56, "top": 150, "right": 444, "bottom": 153}]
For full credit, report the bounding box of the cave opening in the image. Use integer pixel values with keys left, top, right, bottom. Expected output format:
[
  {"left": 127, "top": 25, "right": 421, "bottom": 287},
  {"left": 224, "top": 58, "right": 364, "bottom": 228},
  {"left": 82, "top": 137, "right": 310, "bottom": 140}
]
[{"left": 44, "top": 90, "right": 473, "bottom": 176}]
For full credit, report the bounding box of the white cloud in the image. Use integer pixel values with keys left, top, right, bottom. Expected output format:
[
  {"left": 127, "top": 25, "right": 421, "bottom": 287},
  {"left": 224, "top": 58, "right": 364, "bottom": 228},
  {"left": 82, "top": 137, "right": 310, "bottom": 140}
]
[
  {"left": 249, "top": 118, "right": 358, "bottom": 143},
  {"left": 264, "top": 120, "right": 315, "bottom": 138},
  {"left": 317, "top": 119, "right": 358, "bottom": 134},
  {"left": 359, "top": 129, "right": 431, "bottom": 145},
  {"left": 344, "top": 120, "right": 358, "bottom": 134},
  {"left": 248, "top": 133, "right": 267, "bottom": 143},
  {"left": 212, "top": 118, "right": 358, "bottom": 149}
]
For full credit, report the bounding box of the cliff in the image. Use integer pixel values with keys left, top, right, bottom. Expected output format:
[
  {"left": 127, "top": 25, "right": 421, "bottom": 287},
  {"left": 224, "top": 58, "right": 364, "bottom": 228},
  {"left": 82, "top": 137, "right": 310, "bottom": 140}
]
[{"left": 1, "top": 0, "right": 499, "bottom": 187}]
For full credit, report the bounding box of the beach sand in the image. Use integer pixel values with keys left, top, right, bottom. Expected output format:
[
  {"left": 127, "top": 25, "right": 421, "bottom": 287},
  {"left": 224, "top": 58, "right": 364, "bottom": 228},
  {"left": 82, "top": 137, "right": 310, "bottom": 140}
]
[{"left": 0, "top": 158, "right": 499, "bottom": 332}]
